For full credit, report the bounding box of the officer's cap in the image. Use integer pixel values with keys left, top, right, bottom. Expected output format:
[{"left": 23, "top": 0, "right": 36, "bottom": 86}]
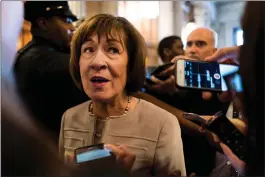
[{"left": 24, "top": 1, "right": 78, "bottom": 22}]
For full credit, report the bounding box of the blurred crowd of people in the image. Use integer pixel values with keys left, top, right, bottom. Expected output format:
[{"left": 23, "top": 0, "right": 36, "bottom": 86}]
[{"left": 2, "top": 1, "right": 263, "bottom": 176}]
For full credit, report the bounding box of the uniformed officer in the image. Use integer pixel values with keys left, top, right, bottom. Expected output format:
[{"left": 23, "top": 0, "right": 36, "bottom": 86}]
[{"left": 14, "top": 1, "right": 88, "bottom": 143}]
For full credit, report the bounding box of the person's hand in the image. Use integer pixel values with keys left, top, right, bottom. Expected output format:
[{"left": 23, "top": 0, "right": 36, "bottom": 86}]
[
  {"left": 171, "top": 55, "right": 216, "bottom": 101},
  {"left": 202, "top": 89, "right": 233, "bottom": 101},
  {"left": 202, "top": 46, "right": 241, "bottom": 101},
  {"left": 146, "top": 55, "right": 198, "bottom": 95},
  {"left": 220, "top": 142, "right": 246, "bottom": 176},
  {"left": 171, "top": 55, "right": 197, "bottom": 63},
  {"left": 104, "top": 144, "right": 136, "bottom": 172},
  {"left": 220, "top": 118, "right": 246, "bottom": 176},
  {"left": 201, "top": 117, "right": 247, "bottom": 176},
  {"left": 153, "top": 55, "right": 195, "bottom": 77},
  {"left": 202, "top": 131, "right": 246, "bottom": 176},
  {"left": 146, "top": 75, "right": 177, "bottom": 95},
  {"left": 205, "top": 46, "right": 240, "bottom": 64}
]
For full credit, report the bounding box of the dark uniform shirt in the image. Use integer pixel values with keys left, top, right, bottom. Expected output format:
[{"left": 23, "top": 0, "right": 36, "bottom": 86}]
[{"left": 14, "top": 29, "right": 88, "bottom": 142}]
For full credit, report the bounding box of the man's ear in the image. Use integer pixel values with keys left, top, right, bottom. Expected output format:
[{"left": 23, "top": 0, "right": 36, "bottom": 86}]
[
  {"left": 163, "top": 48, "right": 171, "bottom": 57},
  {"left": 35, "top": 17, "right": 49, "bottom": 30}
]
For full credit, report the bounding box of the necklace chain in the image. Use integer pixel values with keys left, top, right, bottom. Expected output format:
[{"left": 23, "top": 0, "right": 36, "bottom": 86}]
[{"left": 88, "top": 96, "right": 131, "bottom": 118}]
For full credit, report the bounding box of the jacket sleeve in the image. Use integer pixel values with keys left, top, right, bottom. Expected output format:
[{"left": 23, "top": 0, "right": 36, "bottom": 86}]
[{"left": 153, "top": 115, "right": 186, "bottom": 176}]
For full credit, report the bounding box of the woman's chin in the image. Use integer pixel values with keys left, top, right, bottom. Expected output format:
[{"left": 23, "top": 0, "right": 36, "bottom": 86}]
[{"left": 90, "top": 95, "right": 111, "bottom": 103}]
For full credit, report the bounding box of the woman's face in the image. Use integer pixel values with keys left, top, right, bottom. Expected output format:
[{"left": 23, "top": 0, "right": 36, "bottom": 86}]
[{"left": 79, "top": 33, "right": 128, "bottom": 102}]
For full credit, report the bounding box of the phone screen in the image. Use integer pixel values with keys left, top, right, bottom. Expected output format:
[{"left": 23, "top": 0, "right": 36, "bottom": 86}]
[
  {"left": 75, "top": 144, "right": 112, "bottom": 163},
  {"left": 178, "top": 60, "right": 239, "bottom": 91}
]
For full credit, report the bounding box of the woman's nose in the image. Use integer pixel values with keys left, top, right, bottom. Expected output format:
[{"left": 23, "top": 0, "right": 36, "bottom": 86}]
[
  {"left": 89, "top": 51, "right": 108, "bottom": 71},
  {"left": 90, "top": 62, "right": 107, "bottom": 71}
]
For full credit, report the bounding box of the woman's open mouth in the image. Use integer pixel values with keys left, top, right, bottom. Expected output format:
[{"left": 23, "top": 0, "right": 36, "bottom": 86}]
[{"left": 90, "top": 76, "right": 109, "bottom": 88}]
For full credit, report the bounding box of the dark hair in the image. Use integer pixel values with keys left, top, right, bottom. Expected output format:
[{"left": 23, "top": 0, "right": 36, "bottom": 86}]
[
  {"left": 239, "top": 2, "right": 264, "bottom": 176},
  {"left": 158, "top": 35, "right": 182, "bottom": 59},
  {"left": 70, "top": 14, "right": 146, "bottom": 93}
]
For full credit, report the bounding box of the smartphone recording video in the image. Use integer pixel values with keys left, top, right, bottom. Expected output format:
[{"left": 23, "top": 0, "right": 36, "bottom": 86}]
[{"left": 175, "top": 59, "right": 240, "bottom": 92}]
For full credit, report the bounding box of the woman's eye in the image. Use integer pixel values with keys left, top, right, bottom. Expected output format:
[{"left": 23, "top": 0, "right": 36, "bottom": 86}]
[
  {"left": 84, "top": 47, "right": 94, "bottom": 53},
  {"left": 108, "top": 47, "right": 119, "bottom": 54}
]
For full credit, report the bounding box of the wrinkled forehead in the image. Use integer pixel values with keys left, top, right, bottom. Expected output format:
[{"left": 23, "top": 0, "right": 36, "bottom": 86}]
[{"left": 187, "top": 29, "right": 214, "bottom": 45}]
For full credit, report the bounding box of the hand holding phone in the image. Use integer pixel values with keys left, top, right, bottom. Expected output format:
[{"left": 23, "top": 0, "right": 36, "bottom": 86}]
[
  {"left": 151, "top": 63, "right": 175, "bottom": 81},
  {"left": 151, "top": 63, "right": 174, "bottom": 75},
  {"left": 75, "top": 144, "right": 129, "bottom": 176},
  {"left": 145, "top": 78, "right": 156, "bottom": 85},
  {"left": 145, "top": 63, "right": 174, "bottom": 86},
  {"left": 219, "top": 142, "right": 246, "bottom": 176},
  {"left": 75, "top": 144, "right": 113, "bottom": 164},
  {"left": 74, "top": 144, "right": 115, "bottom": 171},
  {"left": 105, "top": 144, "right": 136, "bottom": 171},
  {"left": 175, "top": 59, "right": 240, "bottom": 92}
]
